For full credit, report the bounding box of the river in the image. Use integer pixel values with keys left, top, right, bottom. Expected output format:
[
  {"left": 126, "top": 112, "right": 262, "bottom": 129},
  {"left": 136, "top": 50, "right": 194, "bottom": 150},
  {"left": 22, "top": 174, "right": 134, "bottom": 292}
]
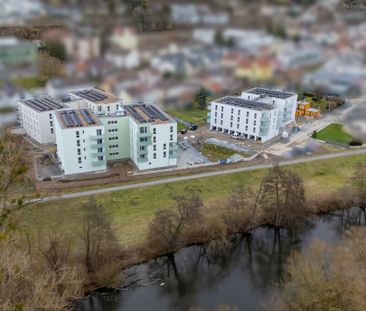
[{"left": 77, "top": 208, "right": 366, "bottom": 311}]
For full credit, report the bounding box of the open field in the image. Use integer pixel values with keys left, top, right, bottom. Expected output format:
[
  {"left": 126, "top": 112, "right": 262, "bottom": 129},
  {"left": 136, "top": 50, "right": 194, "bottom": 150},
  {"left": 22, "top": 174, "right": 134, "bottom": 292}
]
[
  {"left": 197, "top": 142, "right": 249, "bottom": 162},
  {"left": 315, "top": 123, "right": 353, "bottom": 144},
  {"left": 168, "top": 108, "right": 208, "bottom": 126},
  {"left": 18, "top": 153, "right": 366, "bottom": 248}
]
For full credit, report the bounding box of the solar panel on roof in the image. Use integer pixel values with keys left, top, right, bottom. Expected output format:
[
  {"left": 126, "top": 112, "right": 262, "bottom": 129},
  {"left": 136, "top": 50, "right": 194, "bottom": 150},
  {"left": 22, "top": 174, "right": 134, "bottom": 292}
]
[{"left": 75, "top": 90, "right": 108, "bottom": 103}]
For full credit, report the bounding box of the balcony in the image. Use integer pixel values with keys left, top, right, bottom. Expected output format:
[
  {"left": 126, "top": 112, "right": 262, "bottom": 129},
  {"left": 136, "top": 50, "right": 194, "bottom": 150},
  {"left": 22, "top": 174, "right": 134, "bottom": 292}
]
[
  {"left": 91, "top": 142, "right": 105, "bottom": 149},
  {"left": 92, "top": 159, "right": 106, "bottom": 167},
  {"left": 207, "top": 104, "right": 211, "bottom": 110},
  {"left": 169, "top": 142, "right": 178, "bottom": 151},
  {"left": 137, "top": 156, "right": 148, "bottom": 163},
  {"left": 138, "top": 138, "right": 152, "bottom": 147},
  {"left": 138, "top": 129, "right": 152, "bottom": 139},
  {"left": 90, "top": 134, "right": 104, "bottom": 140},
  {"left": 259, "top": 128, "right": 269, "bottom": 136},
  {"left": 138, "top": 148, "right": 148, "bottom": 156},
  {"left": 91, "top": 151, "right": 104, "bottom": 158},
  {"left": 169, "top": 150, "right": 178, "bottom": 159}
]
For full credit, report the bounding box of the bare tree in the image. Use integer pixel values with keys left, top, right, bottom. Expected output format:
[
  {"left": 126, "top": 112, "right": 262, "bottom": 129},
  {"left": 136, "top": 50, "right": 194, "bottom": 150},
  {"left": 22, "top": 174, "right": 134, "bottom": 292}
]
[
  {"left": 351, "top": 162, "right": 366, "bottom": 208},
  {"left": 148, "top": 191, "right": 204, "bottom": 253},
  {"left": 258, "top": 166, "right": 307, "bottom": 234}
]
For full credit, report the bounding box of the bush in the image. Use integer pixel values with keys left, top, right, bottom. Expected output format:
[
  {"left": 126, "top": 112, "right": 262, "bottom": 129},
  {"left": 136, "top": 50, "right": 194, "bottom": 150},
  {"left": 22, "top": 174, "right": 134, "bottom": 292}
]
[{"left": 349, "top": 140, "right": 363, "bottom": 146}]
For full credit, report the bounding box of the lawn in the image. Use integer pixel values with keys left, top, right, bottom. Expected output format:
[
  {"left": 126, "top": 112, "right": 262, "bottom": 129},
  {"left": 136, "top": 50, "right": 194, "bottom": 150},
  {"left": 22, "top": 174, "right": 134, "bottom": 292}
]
[
  {"left": 177, "top": 122, "right": 186, "bottom": 132},
  {"left": 17, "top": 153, "right": 366, "bottom": 248},
  {"left": 198, "top": 143, "right": 249, "bottom": 162},
  {"left": 168, "top": 108, "right": 208, "bottom": 126},
  {"left": 12, "top": 76, "right": 46, "bottom": 89},
  {"left": 315, "top": 124, "right": 353, "bottom": 144}
]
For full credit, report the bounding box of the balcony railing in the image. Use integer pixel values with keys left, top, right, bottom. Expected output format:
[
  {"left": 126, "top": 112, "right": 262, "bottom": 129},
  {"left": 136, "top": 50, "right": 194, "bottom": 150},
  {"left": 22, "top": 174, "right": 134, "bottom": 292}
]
[
  {"left": 91, "top": 151, "right": 104, "bottom": 157},
  {"left": 138, "top": 138, "right": 152, "bottom": 147},
  {"left": 169, "top": 150, "right": 178, "bottom": 159},
  {"left": 90, "top": 134, "right": 104, "bottom": 140},
  {"left": 169, "top": 142, "right": 178, "bottom": 151},
  {"left": 91, "top": 142, "right": 105, "bottom": 149},
  {"left": 92, "top": 159, "right": 106, "bottom": 167},
  {"left": 137, "top": 156, "right": 148, "bottom": 163}
]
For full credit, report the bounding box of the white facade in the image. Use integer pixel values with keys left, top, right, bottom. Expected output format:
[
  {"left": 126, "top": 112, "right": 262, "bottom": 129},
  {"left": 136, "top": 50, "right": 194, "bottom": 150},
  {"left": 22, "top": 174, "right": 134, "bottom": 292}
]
[
  {"left": 128, "top": 116, "right": 178, "bottom": 170},
  {"left": 17, "top": 96, "right": 67, "bottom": 144},
  {"left": 54, "top": 109, "right": 106, "bottom": 175},
  {"left": 209, "top": 88, "right": 297, "bottom": 142}
]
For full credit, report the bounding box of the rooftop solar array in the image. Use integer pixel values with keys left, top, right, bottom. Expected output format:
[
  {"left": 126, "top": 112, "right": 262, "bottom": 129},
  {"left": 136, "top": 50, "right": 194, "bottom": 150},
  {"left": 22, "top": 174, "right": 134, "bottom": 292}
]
[
  {"left": 246, "top": 87, "right": 295, "bottom": 99},
  {"left": 73, "top": 89, "right": 108, "bottom": 103},
  {"left": 57, "top": 109, "right": 99, "bottom": 128},
  {"left": 22, "top": 95, "right": 66, "bottom": 112},
  {"left": 125, "top": 104, "right": 170, "bottom": 124},
  {"left": 216, "top": 96, "right": 275, "bottom": 111}
]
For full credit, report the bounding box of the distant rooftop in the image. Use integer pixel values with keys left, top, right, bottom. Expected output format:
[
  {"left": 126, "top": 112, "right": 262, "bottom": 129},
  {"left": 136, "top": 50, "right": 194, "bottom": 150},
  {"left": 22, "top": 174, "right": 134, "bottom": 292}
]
[
  {"left": 71, "top": 88, "right": 120, "bottom": 105},
  {"left": 215, "top": 96, "right": 275, "bottom": 111},
  {"left": 125, "top": 103, "right": 174, "bottom": 124},
  {"left": 55, "top": 109, "right": 101, "bottom": 129},
  {"left": 20, "top": 95, "right": 66, "bottom": 112},
  {"left": 246, "top": 87, "right": 295, "bottom": 99}
]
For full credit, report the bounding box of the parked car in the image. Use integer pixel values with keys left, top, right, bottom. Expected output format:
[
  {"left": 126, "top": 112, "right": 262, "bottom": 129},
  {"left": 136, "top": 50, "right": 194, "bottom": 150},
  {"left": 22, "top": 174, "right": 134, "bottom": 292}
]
[
  {"left": 180, "top": 128, "right": 188, "bottom": 134},
  {"left": 189, "top": 124, "right": 198, "bottom": 131}
]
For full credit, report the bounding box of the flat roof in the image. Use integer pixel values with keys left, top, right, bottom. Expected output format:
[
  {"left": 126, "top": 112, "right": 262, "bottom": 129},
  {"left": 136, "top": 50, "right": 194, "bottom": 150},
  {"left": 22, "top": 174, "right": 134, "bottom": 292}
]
[
  {"left": 125, "top": 103, "right": 174, "bottom": 125},
  {"left": 71, "top": 88, "right": 120, "bottom": 105},
  {"left": 246, "top": 87, "right": 295, "bottom": 99},
  {"left": 215, "top": 96, "right": 275, "bottom": 111},
  {"left": 20, "top": 95, "right": 66, "bottom": 112},
  {"left": 55, "top": 109, "right": 101, "bottom": 129}
]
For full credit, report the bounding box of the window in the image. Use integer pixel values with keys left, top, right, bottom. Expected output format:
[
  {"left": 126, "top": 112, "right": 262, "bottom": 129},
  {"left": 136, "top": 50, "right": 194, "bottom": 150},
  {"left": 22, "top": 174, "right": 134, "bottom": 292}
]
[
  {"left": 50, "top": 121, "right": 53, "bottom": 126},
  {"left": 246, "top": 119, "right": 248, "bottom": 124},
  {"left": 110, "top": 152, "right": 119, "bottom": 156},
  {"left": 220, "top": 120, "right": 223, "bottom": 125},
  {"left": 215, "top": 105, "right": 218, "bottom": 111},
  {"left": 98, "top": 106, "right": 102, "bottom": 111},
  {"left": 221, "top": 106, "right": 223, "bottom": 112},
  {"left": 153, "top": 153, "right": 157, "bottom": 159},
  {"left": 230, "top": 115, "right": 233, "bottom": 121},
  {"left": 245, "top": 125, "right": 248, "bottom": 131},
  {"left": 140, "top": 154, "right": 145, "bottom": 159},
  {"left": 163, "top": 143, "right": 166, "bottom": 150},
  {"left": 76, "top": 131, "right": 80, "bottom": 138},
  {"left": 153, "top": 136, "right": 156, "bottom": 143},
  {"left": 231, "top": 108, "right": 234, "bottom": 114},
  {"left": 107, "top": 121, "right": 117, "bottom": 125},
  {"left": 230, "top": 122, "right": 233, "bottom": 127},
  {"left": 76, "top": 140, "right": 80, "bottom": 147},
  {"left": 237, "top": 124, "right": 239, "bottom": 129},
  {"left": 108, "top": 129, "right": 117, "bottom": 133},
  {"left": 78, "top": 157, "right": 82, "bottom": 164},
  {"left": 98, "top": 156, "right": 104, "bottom": 161},
  {"left": 77, "top": 148, "right": 81, "bottom": 155},
  {"left": 163, "top": 151, "right": 166, "bottom": 158},
  {"left": 170, "top": 134, "right": 173, "bottom": 141},
  {"left": 214, "top": 118, "right": 217, "bottom": 123},
  {"left": 247, "top": 111, "right": 249, "bottom": 117},
  {"left": 140, "top": 137, "right": 147, "bottom": 142},
  {"left": 170, "top": 126, "right": 173, "bottom": 133},
  {"left": 215, "top": 112, "right": 217, "bottom": 117},
  {"left": 107, "top": 106, "right": 110, "bottom": 112},
  {"left": 254, "top": 113, "right": 257, "bottom": 119},
  {"left": 221, "top": 113, "right": 223, "bottom": 118},
  {"left": 153, "top": 145, "right": 156, "bottom": 151},
  {"left": 49, "top": 113, "right": 52, "bottom": 119},
  {"left": 140, "top": 127, "right": 147, "bottom": 134},
  {"left": 238, "top": 117, "right": 240, "bottom": 122},
  {"left": 140, "top": 146, "right": 145, "bottom": 150},
  {"left": 238, "top": 110, "right": 241, "bottom": 115},
  {"left": 97, "top": 148, "right": 103, "bottom": 153},
  {"left": 50, "top": 128, "right": 54, "bottom": 134},
  {"left": 109, "top": 145, "right": 118, "bottom": 149},
  {"left": 153, "top": 128, "right": 156, "bottom": 134},
  {"left": 253, "top": 127, "right": 256, "bottom": 132}
]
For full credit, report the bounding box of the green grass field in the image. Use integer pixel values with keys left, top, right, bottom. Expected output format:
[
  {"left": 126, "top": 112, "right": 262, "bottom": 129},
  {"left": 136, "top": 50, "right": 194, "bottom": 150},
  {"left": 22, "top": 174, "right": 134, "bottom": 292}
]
[
  {"left": 13, "top": 76, "right": 46, "bottom": 89},
  {"left": 18, "top": 153, "right": 366, "bottom": 248},
  {"left": 198, "top": 143, "right": 249, "bottom": 162},
  {"left": 315, "top": 124, "right": 353, "bottom": 144},
  {"left": 168, "top": 108, "right": 208, "bottom": 126}
]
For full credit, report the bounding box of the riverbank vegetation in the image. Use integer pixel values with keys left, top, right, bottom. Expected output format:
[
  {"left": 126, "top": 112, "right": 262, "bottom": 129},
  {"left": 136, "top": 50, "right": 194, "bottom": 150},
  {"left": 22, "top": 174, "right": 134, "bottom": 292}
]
[{"left": 2, "top": 132, "right": 366, "bottom": 309}]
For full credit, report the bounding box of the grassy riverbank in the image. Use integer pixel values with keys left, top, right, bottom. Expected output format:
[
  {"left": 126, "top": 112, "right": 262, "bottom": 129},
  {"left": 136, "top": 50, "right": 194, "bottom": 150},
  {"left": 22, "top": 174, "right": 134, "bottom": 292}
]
[{"left": 18, "top": 153, "right": 365, "bottom": 247}]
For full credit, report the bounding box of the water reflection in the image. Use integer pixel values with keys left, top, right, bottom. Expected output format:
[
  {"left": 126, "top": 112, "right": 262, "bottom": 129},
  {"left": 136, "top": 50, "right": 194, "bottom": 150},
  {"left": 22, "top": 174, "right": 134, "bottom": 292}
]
[{"left": 77, "top": 208, "right": 365, "bottom": 311}]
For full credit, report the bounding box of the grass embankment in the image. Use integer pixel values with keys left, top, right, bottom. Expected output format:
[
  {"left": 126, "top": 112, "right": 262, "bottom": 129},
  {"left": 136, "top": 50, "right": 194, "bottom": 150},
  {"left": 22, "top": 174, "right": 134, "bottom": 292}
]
[
  {"left": 18, "top": 153, "right": 366, "bottom": 248},
  {"left": 168, "top": 108, "right": 208, "bottom": 126},
  {"left": 314, "top": 124, "right": 353, "bottom": 144},
  {"left": 198, "top": 143, "right": 249, "bottom": 162}
]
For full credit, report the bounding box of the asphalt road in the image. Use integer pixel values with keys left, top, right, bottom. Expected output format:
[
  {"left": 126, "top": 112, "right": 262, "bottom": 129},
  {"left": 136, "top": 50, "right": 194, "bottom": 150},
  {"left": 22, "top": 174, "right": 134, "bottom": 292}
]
[{"left": 31, "top": 148, "right": 366, "bottom": 204}]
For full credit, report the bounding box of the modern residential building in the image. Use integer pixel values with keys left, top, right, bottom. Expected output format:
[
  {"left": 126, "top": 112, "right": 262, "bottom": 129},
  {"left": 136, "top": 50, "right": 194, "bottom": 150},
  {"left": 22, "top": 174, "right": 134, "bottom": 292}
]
[
  {"left": 125, "top": 103, "right": 178, "bottom": 170},
  {"left": 50, "top": 87, "right": 178, "bottom": 175},
  {"left": 17, "top": 95, "right": 67, "bottom": 144},
  {"left": 209, "top": 87, "right": 297, "bottom": 142},
  {"left": 54, "top": 109, "right": 106, "bottom": 175}
]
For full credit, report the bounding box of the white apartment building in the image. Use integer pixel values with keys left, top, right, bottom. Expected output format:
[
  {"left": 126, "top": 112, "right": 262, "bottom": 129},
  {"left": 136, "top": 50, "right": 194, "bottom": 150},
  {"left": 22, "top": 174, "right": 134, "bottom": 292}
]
[
  {"left": 54, "top": 109, "right": 106, "bottom": 175},
  {"left": 125, "top": 103, "right": 178, "bottom": 170},
  {"left": 209, "top": 87, "right": 297, "bottom": 142},
  {"left": 17, "top": 95, "right": 67, "bottom": 144},
  {"left": 52, "top": 88, "right": 177, "bottom": 174}
]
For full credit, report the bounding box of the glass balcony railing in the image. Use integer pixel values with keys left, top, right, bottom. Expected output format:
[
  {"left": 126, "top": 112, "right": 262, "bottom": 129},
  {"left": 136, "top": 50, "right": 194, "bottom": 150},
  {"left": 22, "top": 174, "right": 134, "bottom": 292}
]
[
  {"left": 169, "top": 150, "right": 178, "bottom": 159},
  {"left": 138, "top": 138, "right": 152, "bottom": 147},
  {"left": 91, "top": 142, "right": 105, "bottom": 149},
  {"left": 137, "top": 156, "right": 148, "bottom": 163},
  {"left": 169, "top": 142, "right": 178, "bottom": 151},
  {"left": 90, "top": 134, "right": 104, "bottom": 140},
  {"left": 138, "top": 129, "right": 152, "bottom": 138},
  {"left": 138, "top": 148, "right": 148, "bottom": 155},
  {"left": 92, "top": 159, "right": 106, "bottom": 167},
  {"left": 91, "top": 151, "right": 104, "bottom": 157}
]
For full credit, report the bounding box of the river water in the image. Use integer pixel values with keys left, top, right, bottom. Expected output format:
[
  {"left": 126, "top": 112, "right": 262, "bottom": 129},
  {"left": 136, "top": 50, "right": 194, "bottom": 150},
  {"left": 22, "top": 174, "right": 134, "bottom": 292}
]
[{"left": 77, "top": 208, "right": 366, "bottom": 311}]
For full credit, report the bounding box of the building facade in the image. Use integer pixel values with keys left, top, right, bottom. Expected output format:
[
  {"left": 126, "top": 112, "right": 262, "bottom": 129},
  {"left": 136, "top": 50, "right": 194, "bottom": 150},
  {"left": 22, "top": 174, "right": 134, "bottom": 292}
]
[
  {"left": 209, "top": 87, "right": 297, "bottom": 142},
  {"left": 18, "top": 95, "right": 67, "bottom": 144},
  {"left": 54, "top": 109, "right": 106, "bottom": 175}
]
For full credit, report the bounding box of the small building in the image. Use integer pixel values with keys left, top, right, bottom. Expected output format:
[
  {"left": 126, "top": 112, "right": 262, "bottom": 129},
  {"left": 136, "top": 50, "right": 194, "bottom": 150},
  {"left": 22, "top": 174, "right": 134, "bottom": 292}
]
[
  {"left": 54, "top": 109, "right": 106, "bottom": 175},
  {"left": 17, "top": 95, "right": 67, "bottom": 144}
]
